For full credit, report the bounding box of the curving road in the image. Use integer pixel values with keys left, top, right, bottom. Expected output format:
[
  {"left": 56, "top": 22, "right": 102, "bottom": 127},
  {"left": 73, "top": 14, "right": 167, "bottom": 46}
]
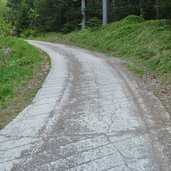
[{"left": 0, "top": 41, "right": 171, "bottom": 171}]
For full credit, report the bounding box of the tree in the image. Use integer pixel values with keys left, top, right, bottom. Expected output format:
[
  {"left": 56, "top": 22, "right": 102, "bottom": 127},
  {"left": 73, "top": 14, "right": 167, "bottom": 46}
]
[
  {"left": 15, "top": 0, "right": 30, "bottom": 31},
  {"left": 5, "top": 0, "right": 171, "bottom": 33},
  {"left": 159, "top": 0, "right": 171, "bottom": 19}
]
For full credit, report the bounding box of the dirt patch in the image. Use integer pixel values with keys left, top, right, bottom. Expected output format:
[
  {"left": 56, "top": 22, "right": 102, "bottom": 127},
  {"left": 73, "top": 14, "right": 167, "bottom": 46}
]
[
  {"left": 143, "top": 74, "right": 171, "bottom": 114},
  {"left": 0, "top": 50, "right": 50, "bottom": 129}
]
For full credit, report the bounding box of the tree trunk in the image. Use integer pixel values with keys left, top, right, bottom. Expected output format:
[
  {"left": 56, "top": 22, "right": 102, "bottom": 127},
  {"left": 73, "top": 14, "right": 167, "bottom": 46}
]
[
  {"left": 139, "top": 0, "right": 144, "bottom": 17},
  {"left": 81, "top": 0, "right": 86, "bottom": 29},
  {"left": 156, "top": 0, "right": 159, "bottom": 19},
  {"left": 103, "top": 0, "right": 108, "bottom": 25}
]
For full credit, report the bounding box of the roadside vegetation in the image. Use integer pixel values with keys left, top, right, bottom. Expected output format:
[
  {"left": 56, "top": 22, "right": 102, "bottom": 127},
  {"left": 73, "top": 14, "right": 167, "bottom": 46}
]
[
  {"left": 0, "top": 17, "right": 50, "bottom": 129},
  {"left": 37, "top": 15, "right": 171, "bottom": 82}
]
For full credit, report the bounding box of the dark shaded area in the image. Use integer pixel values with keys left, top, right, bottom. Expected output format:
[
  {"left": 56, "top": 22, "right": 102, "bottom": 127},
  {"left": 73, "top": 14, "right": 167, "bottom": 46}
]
[{"left": 5, "top": 0, "right": 171, "bottom": 34}]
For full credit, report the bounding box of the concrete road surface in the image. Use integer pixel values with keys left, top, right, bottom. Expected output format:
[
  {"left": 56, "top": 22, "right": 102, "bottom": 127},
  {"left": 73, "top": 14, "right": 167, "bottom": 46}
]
[{"left": 0, "top": 41, "right": 171, "bottom": 171}]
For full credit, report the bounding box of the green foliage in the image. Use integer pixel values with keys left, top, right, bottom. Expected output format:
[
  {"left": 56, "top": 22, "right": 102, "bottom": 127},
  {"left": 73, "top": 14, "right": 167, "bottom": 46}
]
[
  {"left": 20, "top": 28, "right": 39, "bottom": 37},
  {"left": 86, "top": 17, "right": 102, "bottom": 29},
  {"left": 121, "top": 15, "right": 145, "bottom": 23},
  {"left": 159, "top": 0, "right": 171, "bottom": 19},
  {"left": 0, "top": 0, "right": 7, "bottom": 17},
  {"left": 0, "top": 37, "right": 44, "bottom": 108},
  {"left": 86, "top": 0, "right": 102, "bottom": 21},
  {"left": 15, "top": 0, "right": 30, "bottom": 31},
  {"left": 6, "top": 0, "right": 171, "bottom": 34},
  {"left": 6, "top": 0, "right": 81, "bottom": 33}
]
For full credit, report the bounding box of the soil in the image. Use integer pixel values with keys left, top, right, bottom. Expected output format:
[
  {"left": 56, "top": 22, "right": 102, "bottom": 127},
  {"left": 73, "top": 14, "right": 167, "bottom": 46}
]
[{"left": 143, "top": 73, "right": 171, "bottom": 114}]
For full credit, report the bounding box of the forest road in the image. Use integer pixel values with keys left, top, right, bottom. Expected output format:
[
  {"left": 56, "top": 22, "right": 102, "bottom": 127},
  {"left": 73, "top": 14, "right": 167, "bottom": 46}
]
[{"left": 0, "top": 41, "right": 171, "bottom": 171}]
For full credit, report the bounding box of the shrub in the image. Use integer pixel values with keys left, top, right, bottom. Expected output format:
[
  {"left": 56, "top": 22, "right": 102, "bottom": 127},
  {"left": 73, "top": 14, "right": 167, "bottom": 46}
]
[{"left": 0, "top": 17, "right": 11, "bottom": 37}]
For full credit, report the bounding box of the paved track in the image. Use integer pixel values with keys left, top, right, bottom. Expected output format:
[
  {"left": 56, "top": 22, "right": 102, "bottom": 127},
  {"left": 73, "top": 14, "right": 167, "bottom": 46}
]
[{"left": 0, "top": 41, "right": 171, "bottom": 171}]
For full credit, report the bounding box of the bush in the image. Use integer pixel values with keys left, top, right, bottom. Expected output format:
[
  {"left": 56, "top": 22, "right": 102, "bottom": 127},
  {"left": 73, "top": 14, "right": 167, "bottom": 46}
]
[
  {"left": 0, "top": 17, "right": 11, "bottom": 37},
  {"left": 86, "top": 18, "right": 102, "bottom": 28},
  {"left": 20, "top": 29, "right": 40, "bottom": 38},
  {"left": 122, "top": 15, "right": 145, "bottom": 23}
]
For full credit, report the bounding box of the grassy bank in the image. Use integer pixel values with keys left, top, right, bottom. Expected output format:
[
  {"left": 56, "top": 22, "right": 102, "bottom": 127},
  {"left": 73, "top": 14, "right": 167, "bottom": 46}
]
[
  {"left": 37, "top": 15, "right": 171, "bottom": 82},
  {"left": 0, "top": 37, "right": 50, "bottom": 129}
]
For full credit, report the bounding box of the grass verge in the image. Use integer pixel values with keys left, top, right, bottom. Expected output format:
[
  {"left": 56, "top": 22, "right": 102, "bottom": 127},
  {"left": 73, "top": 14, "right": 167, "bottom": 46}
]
[
  {"left": 0, "top": 37, "right": 50, "bottom": 129},
  {"left": 36, "top": 15, "right": 171, "bottom": 82}
]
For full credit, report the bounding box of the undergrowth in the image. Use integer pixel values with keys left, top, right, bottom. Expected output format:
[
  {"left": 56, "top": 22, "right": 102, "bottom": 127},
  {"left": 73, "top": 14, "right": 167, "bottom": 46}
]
[{"left": 0, "top": 37, "right": 49, "bottom": 127}]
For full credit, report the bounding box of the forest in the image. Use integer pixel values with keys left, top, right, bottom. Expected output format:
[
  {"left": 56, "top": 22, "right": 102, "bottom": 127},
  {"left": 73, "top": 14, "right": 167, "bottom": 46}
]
[{"left": 1, "top": 0, "right": 171, "bottom": 34}]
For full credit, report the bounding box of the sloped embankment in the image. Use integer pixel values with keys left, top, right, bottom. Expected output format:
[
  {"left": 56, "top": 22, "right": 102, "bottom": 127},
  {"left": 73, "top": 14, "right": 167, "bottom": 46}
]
[
  {"left": 38, "top": 15, "right": 171, "bottom": 113},
  {"left": 66, "top": 15, "right": 170, "bottom": 80},
  {"left": 0, "top": 36, "right": 50, "bottom": 129}
]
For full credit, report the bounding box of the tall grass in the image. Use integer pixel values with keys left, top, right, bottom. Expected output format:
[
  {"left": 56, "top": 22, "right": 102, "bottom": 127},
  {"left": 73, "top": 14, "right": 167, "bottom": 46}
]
[
  {"left": 0, "top": 36, "right": 50, "bottom": 129},
  {"left": 0, "top": 37, "right": 44, "bottom": 109}
]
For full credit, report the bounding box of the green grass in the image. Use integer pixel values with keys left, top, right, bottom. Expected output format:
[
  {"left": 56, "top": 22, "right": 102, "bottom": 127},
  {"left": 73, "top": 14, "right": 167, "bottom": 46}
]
[
  {"left": 0, "top": 37, "right": 50, "bottom": 128},
  {"left": 37, "top": 15, "right": 171, "bottom": 82}
]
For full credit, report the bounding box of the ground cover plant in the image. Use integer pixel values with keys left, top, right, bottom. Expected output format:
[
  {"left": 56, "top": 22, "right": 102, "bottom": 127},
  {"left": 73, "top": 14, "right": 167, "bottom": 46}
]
[{"left": 0, "top": 36, "right": 50, "bottom": 129}]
